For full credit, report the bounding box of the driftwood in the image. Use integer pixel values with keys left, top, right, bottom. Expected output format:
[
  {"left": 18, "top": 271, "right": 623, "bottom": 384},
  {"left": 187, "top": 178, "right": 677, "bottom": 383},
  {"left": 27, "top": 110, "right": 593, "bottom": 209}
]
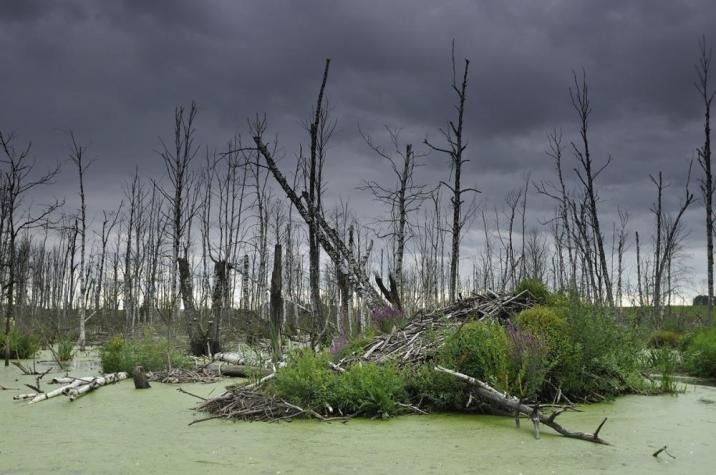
[{"left": 435, "top": 366, "right": 609, "bottom": 445}]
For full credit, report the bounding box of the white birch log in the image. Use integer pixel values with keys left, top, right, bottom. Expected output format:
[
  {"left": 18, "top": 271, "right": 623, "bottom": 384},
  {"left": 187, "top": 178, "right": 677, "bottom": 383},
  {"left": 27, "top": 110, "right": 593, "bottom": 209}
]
[
  {"left": 29, "top": 379, "right": 86, "bottom": 404},
  {"left": 66, "top": 372, "right": 128, "bottom": 401}
]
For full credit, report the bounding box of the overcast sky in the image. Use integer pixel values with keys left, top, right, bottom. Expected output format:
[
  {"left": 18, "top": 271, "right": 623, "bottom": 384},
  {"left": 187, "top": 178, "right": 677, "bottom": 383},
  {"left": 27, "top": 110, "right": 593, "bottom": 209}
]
[{"left": 1, "top": 0, "right": 715, "bottom": 299}]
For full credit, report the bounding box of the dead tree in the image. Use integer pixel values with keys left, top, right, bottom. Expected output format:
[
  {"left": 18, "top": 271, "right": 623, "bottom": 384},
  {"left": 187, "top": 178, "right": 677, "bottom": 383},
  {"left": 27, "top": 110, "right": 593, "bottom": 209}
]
[
  {"left": 68, "top": 132, "right": 92, "bottom": 349},
  {"left": 649, "top": 168, "right": 695, "bottom": 318},
  {"left": 696, "top": 36, "right": 715, "bottom": 323},
  {"left": 0, "top": 131, "right": 61, "bottom": 366},
  {"left": 570, "top": 70, "right": 613, "bottom": 305},
  {"left": 360, "top": 127, "right": 430, "bottom": 303},
  {"left": 270, "top": 242, "right": 283, "bottom": 361},
  {"left": 425, "top": 43, "right": 478, "bottom": 303},
  {"left": 306, "top": 59, "right": 331, "bottom": 339},
  {"left": 157, "top": 102, "right": 200, "bottom": 348}
]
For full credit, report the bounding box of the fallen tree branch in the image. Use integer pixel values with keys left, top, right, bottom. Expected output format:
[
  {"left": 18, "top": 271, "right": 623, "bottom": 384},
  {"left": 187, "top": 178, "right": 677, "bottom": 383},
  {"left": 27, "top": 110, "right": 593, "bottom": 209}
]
[{"left": 435, "top": 366, "right": 609, "bottom": 445}]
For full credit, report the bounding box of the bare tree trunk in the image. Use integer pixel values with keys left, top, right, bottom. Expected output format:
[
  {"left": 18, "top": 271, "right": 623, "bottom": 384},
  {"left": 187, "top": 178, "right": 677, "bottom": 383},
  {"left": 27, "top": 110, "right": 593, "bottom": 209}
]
[
  {"left": 425, "top": 45, "right": 474, "bottom": 303},
  {"left": 697, "top": 37, "right": 715, "bottom": 324},
  {"left": 570, "top": 71, "right": 613, "bottom": 305},
  {"left": 270, "top": 243, "right": 283, "bottom": 362}
]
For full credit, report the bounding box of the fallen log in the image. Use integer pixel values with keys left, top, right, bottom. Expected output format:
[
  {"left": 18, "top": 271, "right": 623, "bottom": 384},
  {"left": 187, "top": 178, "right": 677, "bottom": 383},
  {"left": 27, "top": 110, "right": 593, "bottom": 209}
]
[
  {"left": 209, "top": 363, "right": 271, "bottom": 378},
  {"left": 435, "top": 366, "right": 609, "bottom": 445},
  {"left": 65, "top": 372, "right": 128, "bottom": 401},
  {"left": 29, "top": 379, "right": 87, "bottom": 404}
]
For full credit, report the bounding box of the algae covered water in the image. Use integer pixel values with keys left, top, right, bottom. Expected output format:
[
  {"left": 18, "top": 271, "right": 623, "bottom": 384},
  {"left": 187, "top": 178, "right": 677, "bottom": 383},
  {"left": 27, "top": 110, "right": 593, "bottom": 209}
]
[{"left": 1, "top": 353, "right": 715, "bottom": 474}]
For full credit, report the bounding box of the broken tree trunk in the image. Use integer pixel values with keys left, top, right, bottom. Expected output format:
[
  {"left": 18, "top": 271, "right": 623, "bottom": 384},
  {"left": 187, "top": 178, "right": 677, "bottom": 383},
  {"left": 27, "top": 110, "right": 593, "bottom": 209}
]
[{"left": 435, "top": 366, "right": 609, "bottom": 445}]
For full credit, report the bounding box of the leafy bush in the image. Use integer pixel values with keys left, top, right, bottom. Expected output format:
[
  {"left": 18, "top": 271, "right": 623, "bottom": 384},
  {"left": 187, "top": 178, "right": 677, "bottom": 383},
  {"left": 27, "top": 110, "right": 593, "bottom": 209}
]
[
  {"left": 684, "top": 326, "right": 716, "bottom": 377},
  {"left": 547, "top": 305, "right": 643, "bottom": 399},
  {"left": 516, "top": 278, "right": 550, "bottom": 305},
  {"left": 514, "top": 306, "right": 566, "bottom": 343},
  {"left": 438, "top": 321, "right": 510, "bottom": 392},
  {"left": 100, "top": 335, "right": 190, "bottom": 374},
  {"left": 273, "top": 350, "right": 335, "bottom": 411},
  {"left": 333, "top": 363, "right": 406, "bottom": 416},
  {"left": 0, "top": 329, "right": 40, "bottom": 359},
  {"left": 647, "top": 329, "right": 683, "bottom": 349},
  {"left": 404, "top": 366, "right": 466, "bottom": 410},
  {"left": 274, "top": 350, "right": 407, "bottom": 417}
]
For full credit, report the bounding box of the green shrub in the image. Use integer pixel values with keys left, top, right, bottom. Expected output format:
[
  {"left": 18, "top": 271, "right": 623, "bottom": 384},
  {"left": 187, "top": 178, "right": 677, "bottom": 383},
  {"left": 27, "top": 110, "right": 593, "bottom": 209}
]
[
  {"left": 0, "top": 329, "right": 40, "bottom": 359},
  {"left": 514, "top": 306, "right": 566, "bottom": 343},
  {"left": 684, "top": 326, "right": 716, "bottom": 378},
  {"left": 647, "top": 329, "right": 683, "bottom": 349},
  {"left": 333, "top": 363, "right": 406, "bottom": 416},
  {"left": 505, "top": 323, "right": 550, "bottom": 400},
  {"left": 516, "top": 278, "right": 550, "bottom": 305},
  {"left": 404, "top": 365, "right": 467, "bottom": 410},
  {"left": 548, "top": 305, "right": 643, "bottom": 398},
  {"left": 273, "top": 350, "right": 335, "bottom": 411},
  {"left": 100, "top": 335, "right": 190, "bottom": 374},
  {"left": 438, "top": 321, "right": 510, "bottom": 392}
]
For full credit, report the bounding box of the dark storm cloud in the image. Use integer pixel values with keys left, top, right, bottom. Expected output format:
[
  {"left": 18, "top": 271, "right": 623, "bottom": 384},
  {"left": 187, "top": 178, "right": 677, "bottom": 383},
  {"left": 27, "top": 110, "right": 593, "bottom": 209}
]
[{"left": 1, "top": 0, "right": 716, "bottom": 294}]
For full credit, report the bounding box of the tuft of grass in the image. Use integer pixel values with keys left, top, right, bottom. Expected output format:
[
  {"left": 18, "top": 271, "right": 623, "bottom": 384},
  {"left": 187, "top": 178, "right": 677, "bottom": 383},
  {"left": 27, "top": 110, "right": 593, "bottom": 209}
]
[
  {"left": 56, "top": 337, "right": 75, "bottom": 362},
  {"left": 100, "top": 335, "right": 191, "bottom": 374},
  {"left": 0, "top": 329, "right": 40, "bottom": 359}
]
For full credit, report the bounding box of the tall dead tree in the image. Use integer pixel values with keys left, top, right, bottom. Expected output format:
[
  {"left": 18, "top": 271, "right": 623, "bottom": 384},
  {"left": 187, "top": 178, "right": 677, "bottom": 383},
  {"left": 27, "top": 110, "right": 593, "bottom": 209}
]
[
  {"left": 158, "top": 102, "right": 200, "bottom": 348},
  {"left": 0, "top": 131, "right": 60, "bottom": 366},
  {"left": 570, "top": 71, "right": 613, "bottom": 306},
  {"left": 307, "top": 59, "right": 331, "bottom": 338},
  {"left": 360, "top": 127, "right": 430, "bottom": 303},
  {"left": 425, "top": 43, "right": 477, "bottom": 303},
  {"left": 68, "top": 133, "right": 92, "bottom": 349},
  {"left": 696, "top": 36, "right": 715, "bottom": 323},
  {"left": 649, "top": 168, "right": 695, "bottom": 318}
]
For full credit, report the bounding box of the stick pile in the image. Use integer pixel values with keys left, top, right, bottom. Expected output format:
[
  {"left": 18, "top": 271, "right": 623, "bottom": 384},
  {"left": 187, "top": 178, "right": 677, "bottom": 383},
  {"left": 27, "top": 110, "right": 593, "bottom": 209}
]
[{"left": 338, "top": 290, "right": 533, "bottom": 368}]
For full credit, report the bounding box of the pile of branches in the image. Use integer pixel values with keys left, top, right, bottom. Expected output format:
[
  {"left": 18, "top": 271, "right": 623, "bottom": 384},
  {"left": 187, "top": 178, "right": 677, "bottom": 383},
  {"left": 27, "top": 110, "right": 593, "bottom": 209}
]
[
  {"left": 192, "top": 386, "right": 333, "bottom": 424},
  {"left": 149, "top": 368, "right": 223, "bottom": 384},
  {"left": 338, "top": 290, "right": 534, "bottom": 368}
]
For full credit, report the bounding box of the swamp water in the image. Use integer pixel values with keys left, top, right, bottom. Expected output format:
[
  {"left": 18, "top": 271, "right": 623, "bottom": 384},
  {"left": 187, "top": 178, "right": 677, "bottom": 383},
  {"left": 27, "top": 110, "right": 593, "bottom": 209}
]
[{"left": 1, "top": 351, "right": 715, "bottom": 474}]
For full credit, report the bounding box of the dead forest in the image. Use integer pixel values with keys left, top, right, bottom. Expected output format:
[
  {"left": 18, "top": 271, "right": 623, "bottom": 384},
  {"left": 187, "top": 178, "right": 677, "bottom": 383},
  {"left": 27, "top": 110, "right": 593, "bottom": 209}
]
[{"left": 1, "top": 39, "right": 715, "bottom": 369}]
